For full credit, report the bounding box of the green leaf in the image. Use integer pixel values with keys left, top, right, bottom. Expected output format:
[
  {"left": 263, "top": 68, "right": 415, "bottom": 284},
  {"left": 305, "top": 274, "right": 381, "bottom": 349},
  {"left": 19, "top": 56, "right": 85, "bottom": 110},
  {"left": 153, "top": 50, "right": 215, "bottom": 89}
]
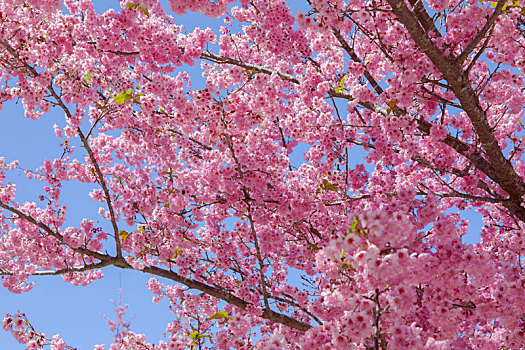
[
  {"left": 83, "top": 70, "right": 92, "bottom": 85},
  {"left": 208, "top": 310, "right": 228, "bottom": 320},
  {"left": 125, "top": 3, "right": 140, "bottom": 9},
  {"left": 490, "top": 1, "right": 508, "bottom": 9},
  {"left": 241, "top": 67, "right": 257, "bottom": 76},
  {"left": 172, "top": 247, "right": 182, "bottom": 260},
  {"left": 350, "top": 217, "right": 358, "bottom": 231},
  {"left": 188, "top": 331, "right": 211, "bottom": 340},
  {"left": 307, "top": 242, "right": 320, "bottom": 251},
  {"left": 334, "top": 76, "right": 346, "bottom": 93},
  {"left": 341, "top": 260, "right": 356, "bottom": 271},
  {"left": 322, "top": 178, "right": 339, "bottom": 191},
  {"left": 113, "top": 174, "right": 124, "bottom": 186},
  {"left": 113, "top": 89, "right": 133, "bottom": 104},
  {"left": 316, "top": 178, "right": 340, "bottom": 193},
  {"left": 139, "top": 6, "right": 149, "bottom": 15},
  {"left": 119, "top": 230, "right": 130, "bottom": 242}
]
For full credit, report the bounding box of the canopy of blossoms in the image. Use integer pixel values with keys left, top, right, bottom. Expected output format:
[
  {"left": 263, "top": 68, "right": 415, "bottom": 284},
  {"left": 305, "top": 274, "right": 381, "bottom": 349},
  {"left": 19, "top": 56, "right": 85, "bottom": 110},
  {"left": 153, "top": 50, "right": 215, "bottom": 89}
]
[{"left": 1, "top": 0, "right": 525, "bottom": 348}]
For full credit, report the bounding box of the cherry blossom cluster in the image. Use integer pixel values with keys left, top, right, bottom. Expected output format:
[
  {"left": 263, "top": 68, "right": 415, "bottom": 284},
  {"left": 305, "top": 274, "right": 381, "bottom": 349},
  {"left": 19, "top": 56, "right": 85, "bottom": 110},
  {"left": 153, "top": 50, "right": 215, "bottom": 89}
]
[
  {"left": 2, "top": 312, "right": 73, "bottom": 349},
  {"left": 1, "top": 0, "right": 525, "bottom": 348}
]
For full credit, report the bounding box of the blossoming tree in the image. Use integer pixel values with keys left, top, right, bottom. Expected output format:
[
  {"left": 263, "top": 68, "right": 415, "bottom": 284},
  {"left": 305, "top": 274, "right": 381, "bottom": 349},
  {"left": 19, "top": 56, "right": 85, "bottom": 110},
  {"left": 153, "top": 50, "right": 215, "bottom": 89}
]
[{"left": 1, "top": 0, "right": 525, "bottom": 348}]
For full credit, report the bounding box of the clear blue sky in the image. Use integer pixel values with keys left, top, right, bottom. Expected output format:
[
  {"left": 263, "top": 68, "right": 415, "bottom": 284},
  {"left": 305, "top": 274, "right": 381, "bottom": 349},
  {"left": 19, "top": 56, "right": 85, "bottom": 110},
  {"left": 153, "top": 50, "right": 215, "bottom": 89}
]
[{"left": 0, "top": 1, "right": 483, "bottom": 348}]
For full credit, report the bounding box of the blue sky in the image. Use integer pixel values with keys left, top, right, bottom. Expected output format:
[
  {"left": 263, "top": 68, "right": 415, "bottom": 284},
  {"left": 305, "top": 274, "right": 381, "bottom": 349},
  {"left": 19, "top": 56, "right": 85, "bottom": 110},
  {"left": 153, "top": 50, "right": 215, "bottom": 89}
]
[{"left": 0, "top": 0, "right": 484, "bottom": 348}]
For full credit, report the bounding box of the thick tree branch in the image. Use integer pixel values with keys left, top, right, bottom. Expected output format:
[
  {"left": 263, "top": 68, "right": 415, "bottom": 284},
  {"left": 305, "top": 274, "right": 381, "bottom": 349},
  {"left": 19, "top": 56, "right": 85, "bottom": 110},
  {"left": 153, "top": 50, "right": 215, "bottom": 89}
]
[
  {"left": 332, "top": 29, "right": 385, "bottom": 95},
  {"left": 0, "top": 199, "right": 312, "bottom": 332},
  {"left": 119, "top": 260, "right": 313, "bottom": 332},
  {"left": 407, "top": 0, "right": 443, "bottom": 38},
  {"left": 332, "top": 27, "right": 505, "bottom": 197},
  {"left": 386, "top": 0, "right": 525, "bottom": 210}
]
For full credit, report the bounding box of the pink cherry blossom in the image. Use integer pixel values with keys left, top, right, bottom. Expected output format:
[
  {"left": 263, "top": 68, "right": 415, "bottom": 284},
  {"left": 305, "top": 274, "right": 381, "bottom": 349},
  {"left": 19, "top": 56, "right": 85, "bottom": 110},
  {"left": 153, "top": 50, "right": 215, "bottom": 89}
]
[{"left": 1, "top": 0, "right": 525, "bottom": 348}]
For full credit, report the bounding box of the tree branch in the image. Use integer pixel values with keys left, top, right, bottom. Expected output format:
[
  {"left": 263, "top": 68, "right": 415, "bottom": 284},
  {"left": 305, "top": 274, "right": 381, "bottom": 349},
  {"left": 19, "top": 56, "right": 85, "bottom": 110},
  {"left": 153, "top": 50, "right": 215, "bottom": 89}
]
[
  {"left": 0, "top": 201, "right": 109, "bottom": 261},
  {"left": 135, "top": 262, "right": 312, "bottom": 332},
  {"left": 2, "top": 261, "right": 113, "bottom": 276},
  {"left": 386, "top": 0, "right": 525, "bottom": 211},
  {"left": 1, "top": 39, "right": 124, "bottom": 257},
  {"left": 407, "top": 0, "right": 443, "bottom": 39},
  {"left": 0, "top": 200, "right": 312, "bottom": 332},
  {"left": 201, "top": 50, "right": 356, "bottom": 101},
  {"left": 331, "top": 27, "right": 508, "bottom": 203},
  {"left": 48, "top": 84, "right": 123, "bottom": 258},
  {"left": 332, "top": 29, "right": 385, "bottom": 95},
  {"left": 456, "top": 0, "right": 505, "bottom": 64}
]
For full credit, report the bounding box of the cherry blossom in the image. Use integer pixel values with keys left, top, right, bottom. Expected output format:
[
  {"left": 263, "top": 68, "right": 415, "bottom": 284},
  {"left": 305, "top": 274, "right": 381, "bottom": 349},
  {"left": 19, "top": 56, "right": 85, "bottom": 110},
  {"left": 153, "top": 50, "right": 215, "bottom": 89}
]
[{"left": 1, "top": 0, "right": 525, "bottom": 348}]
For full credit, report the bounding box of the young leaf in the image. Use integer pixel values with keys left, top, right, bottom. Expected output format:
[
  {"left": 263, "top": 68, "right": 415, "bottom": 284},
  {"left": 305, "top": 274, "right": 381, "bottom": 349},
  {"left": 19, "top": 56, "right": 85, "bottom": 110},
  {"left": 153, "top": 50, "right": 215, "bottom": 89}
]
[
  {"left": 386, "top": 100, "right": 398, "bottom": 115},
  {"left": 113, "top": 89, "right": 133, "bottom": 104},
  {"left": 387, "top": 100, "right": 398, "bottom": 108},
  {"left": 119, "top": 230, "right": 130, "bottom": 242},
  {"left": 172, "top": 247, "right": 182, "bottom": 260},
  {"left": 490, "top": 1, "right": 508, "bottom": 9},
  {"left": 334, "top": 76, "right": 346, "bottom": 93},
  {"left": 350, "top": 217, "right": 358, "bottom": 231},
  {"left": 322, "top": 179, "right": 339, "bottom": 191},
  {"left": 83, "top": 70, "right": 92, "bottom": 85},
  {"left": 188, "top": 331, "right": 211, "bottom": 340},
  {"left": 208, "top": 310, "right": 228, "bottom": 320}
]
